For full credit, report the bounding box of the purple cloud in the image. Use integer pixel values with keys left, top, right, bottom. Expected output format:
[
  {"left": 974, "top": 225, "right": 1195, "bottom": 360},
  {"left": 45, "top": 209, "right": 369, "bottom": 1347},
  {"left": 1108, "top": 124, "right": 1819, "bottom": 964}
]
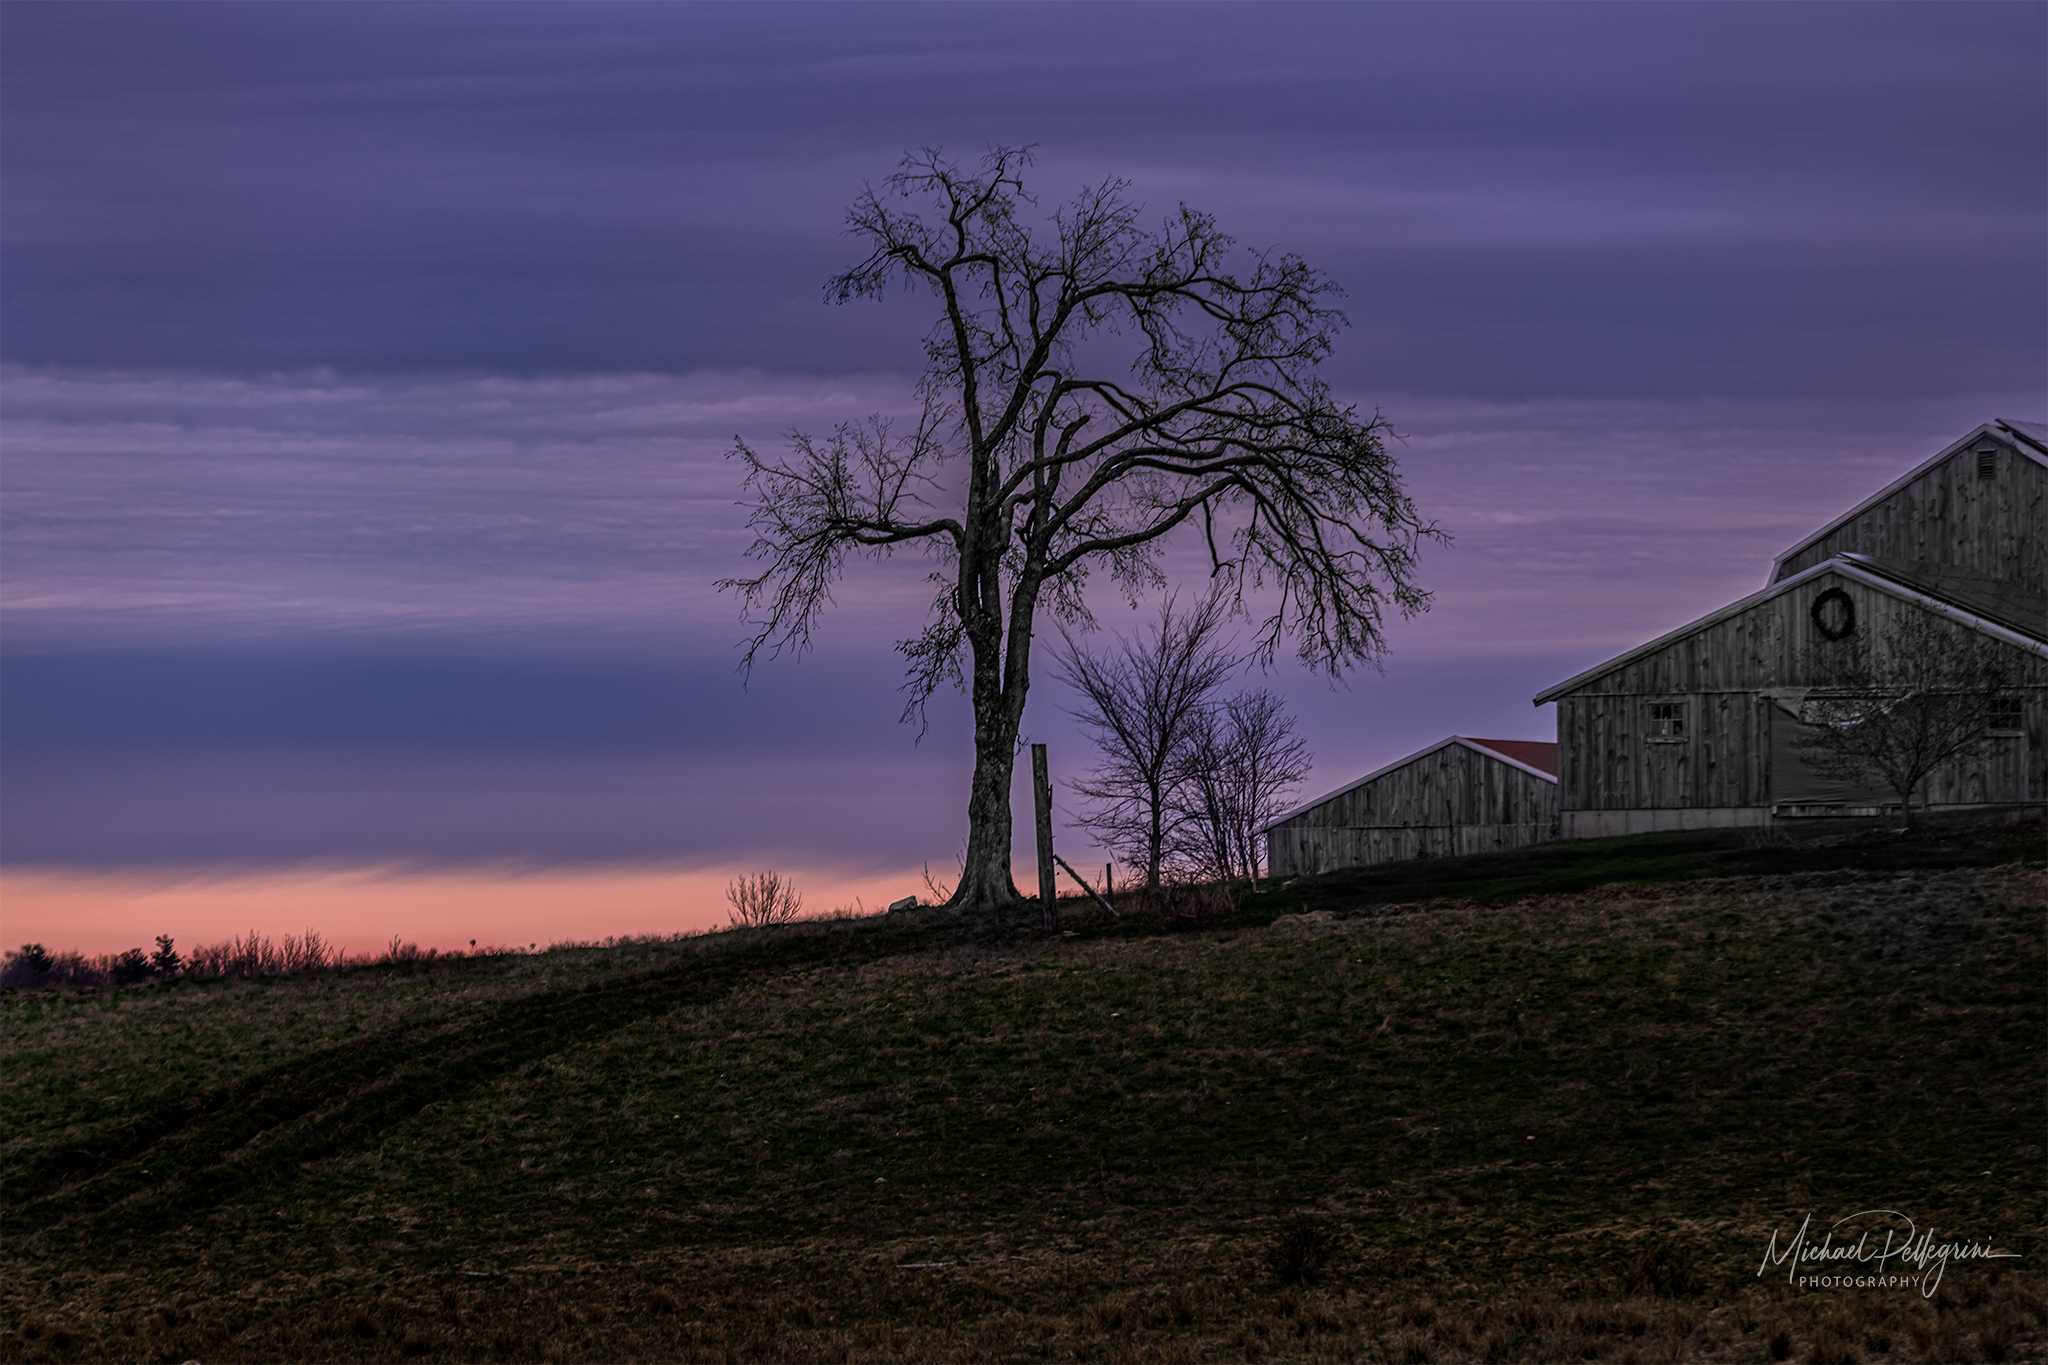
[{"left": 0, "top": 1, "right": 2041, "bottom": 901}]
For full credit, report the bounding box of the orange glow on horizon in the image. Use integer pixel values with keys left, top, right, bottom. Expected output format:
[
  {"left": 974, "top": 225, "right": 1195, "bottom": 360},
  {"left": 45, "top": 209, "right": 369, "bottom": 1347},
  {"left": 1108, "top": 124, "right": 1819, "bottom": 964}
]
[{"left": 0, "top": 862, "right": 957, "bottom": 960}]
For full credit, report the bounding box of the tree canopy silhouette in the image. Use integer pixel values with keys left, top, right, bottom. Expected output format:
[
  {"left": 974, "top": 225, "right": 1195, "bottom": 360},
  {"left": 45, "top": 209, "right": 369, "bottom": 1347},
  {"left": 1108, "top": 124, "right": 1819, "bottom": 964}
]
[{"left": 722, "top": 147, "right": 1438, "bottom": 916}]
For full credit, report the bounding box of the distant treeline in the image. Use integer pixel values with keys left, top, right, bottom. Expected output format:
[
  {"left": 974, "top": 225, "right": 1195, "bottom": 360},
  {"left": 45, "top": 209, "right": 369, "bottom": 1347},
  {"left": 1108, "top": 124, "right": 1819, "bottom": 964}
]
[{"left": 0, "top": 930, "right": 525, "bottom": 991}]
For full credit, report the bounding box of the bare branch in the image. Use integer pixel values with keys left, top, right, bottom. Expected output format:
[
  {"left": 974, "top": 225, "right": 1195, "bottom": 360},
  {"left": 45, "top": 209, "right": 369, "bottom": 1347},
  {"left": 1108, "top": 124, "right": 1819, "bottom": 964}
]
[{"left": 714, "top": 405, "right": 959, "bottom": 673}]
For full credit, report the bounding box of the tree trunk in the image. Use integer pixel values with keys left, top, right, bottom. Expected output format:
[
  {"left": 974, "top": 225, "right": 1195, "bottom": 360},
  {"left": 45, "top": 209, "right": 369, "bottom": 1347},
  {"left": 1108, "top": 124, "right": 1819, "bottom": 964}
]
[
  {"left": 1145, "top": 776, "right": 1165, "bottom": 891},
  {"left": 952, "top": 732, "right": 1024, "bottom": 916},
  {"left": 947, "top": 565, "right": 1032, "bottom": 919}
]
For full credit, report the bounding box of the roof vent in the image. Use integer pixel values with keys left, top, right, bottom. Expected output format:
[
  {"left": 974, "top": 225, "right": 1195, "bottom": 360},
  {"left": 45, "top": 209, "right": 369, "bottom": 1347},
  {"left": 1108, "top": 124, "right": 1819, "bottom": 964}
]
[{"left": 1976, "top": 446, "right": 1998, "bottom": 479}]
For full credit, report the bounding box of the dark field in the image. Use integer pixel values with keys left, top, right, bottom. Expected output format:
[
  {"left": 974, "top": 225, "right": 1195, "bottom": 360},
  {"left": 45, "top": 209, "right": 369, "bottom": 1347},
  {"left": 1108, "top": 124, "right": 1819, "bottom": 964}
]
[{"left": 3, "top": 821, "right": 2044, "bottom": 1363}]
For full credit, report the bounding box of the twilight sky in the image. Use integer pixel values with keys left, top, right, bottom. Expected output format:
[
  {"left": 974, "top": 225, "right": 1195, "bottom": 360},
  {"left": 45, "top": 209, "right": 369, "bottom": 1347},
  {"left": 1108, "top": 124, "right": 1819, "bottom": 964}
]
[{"left": 4, "top": 2, "right": 2043, "bottom": 951}]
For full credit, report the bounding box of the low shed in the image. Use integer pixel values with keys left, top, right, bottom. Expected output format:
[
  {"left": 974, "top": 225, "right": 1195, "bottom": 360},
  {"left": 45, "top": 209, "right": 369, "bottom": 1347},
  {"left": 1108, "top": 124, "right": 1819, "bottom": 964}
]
[{"left": 1261, "top": 736, "right": 1558, "bottom": 878}]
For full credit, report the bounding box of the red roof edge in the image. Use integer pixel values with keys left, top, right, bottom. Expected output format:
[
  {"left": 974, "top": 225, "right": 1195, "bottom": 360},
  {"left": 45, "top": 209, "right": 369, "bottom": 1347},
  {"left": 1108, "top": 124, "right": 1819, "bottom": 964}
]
[{"left": 1461, "top": 737, "right": 1558, "bottom": 778}]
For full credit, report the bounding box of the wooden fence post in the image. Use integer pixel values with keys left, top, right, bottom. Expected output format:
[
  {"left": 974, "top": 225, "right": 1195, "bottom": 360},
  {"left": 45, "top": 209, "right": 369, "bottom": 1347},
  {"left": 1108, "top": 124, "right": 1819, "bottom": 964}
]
[{"left": 1031, "top": 743, "right": 1057, "bottom": 935}]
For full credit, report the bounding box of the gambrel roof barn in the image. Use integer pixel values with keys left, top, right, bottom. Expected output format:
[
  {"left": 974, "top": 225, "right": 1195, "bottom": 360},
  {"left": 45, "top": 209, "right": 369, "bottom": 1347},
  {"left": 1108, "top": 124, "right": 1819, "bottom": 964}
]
[
  {"left": 1535, "top": 421, "right": 2046, "bottom": 837},
  {"left": 1260, "top": 736, "right": 1557, "bottom": 877}
]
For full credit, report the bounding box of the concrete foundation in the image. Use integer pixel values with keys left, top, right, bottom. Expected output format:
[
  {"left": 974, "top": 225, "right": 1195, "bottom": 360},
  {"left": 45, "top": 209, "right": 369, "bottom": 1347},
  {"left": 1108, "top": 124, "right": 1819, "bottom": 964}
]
[
  {"left": 1558, "top": 807, "right": 1771, "bottom": 838},
  {"left": 1560, "top": 802, "right": 2032, "bottom": 839}
]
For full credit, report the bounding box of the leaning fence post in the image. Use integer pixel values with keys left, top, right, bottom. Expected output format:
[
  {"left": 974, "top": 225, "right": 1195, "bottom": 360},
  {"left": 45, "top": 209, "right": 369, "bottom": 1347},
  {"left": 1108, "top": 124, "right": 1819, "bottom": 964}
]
[{"left": 1031, "top": 743, "right": 1057, "bottom": 935}]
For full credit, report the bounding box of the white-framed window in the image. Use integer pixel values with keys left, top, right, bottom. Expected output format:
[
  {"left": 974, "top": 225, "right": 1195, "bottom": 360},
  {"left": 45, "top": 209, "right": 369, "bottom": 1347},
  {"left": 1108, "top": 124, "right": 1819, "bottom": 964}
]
[{"left": 1647, "top": 701, "right": 1686, "bottom": 740}]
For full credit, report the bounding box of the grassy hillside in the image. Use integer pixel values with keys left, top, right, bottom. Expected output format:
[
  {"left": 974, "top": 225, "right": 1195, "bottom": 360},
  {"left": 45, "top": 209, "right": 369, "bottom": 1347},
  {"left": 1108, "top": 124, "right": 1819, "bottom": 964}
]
[{"left": 3, "top": 821, "right": 2043, "bottom": 1363}]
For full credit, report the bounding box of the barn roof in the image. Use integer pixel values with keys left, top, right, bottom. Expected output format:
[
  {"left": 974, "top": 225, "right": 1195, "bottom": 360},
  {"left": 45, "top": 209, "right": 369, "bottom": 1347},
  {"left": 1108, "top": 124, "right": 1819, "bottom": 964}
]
[
  {"left": 1532, "top": 555, "right": 2048, "bottom": 706},
  {"left": 1257, "top": 735, "right": 1557, "bottom": 833},
  {"left": 1461, "top": 737, "right": 1559, "bottom": 776},
  {"left": 1768, "top": 419, "right": 2048, "bottom": 586},
  {"left": 1835, "top": 553, "right": 2046, "bottom": 640}
]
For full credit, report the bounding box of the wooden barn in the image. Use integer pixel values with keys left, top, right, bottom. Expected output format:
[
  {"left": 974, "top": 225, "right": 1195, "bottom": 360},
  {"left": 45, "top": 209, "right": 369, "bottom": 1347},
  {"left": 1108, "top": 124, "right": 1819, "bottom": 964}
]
[
  {"left": 1770, "top": 419, "right": 2045, "bottom": 638},
  {"left": 1536, "top": 420, "right": 2047, "bottom": 837},
  {"left": 1261, "top": 736, "right": 1557, "bottom": 877}
]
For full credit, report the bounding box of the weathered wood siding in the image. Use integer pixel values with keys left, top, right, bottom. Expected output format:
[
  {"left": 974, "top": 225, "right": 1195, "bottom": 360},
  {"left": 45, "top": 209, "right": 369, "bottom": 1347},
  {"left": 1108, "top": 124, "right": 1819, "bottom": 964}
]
[
  {"left": 1773, "top": 440, "right": 2046, "bottom": 601},
  {"left": 1267, "top": 743, "right": 1555, "bottom": 876},
  {"left": 1553, "top": 570, "right": 2046, "bottom": 814}
]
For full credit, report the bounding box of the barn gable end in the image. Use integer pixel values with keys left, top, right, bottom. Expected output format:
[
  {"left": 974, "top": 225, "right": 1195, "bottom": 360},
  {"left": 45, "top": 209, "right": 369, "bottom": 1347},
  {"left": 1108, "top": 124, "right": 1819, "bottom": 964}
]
[
  {"left": 1770, "top": 419, "right": 2046, "bottom": 638},
  {"left": 1261, "top": 736, "right": 1557, "bottom": 877}
]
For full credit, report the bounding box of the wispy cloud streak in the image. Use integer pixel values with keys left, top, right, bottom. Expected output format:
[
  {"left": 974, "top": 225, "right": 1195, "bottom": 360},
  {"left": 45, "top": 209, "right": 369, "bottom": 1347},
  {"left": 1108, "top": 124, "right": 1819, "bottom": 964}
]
[{"left": 1, "top": 365, "right": 925, "bottom": 647}]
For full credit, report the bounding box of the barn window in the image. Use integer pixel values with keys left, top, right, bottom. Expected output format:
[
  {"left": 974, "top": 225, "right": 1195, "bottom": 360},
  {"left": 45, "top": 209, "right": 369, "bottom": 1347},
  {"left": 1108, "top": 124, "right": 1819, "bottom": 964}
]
[
  {"left": 1989, "top": 697, "right": 2023, "bottom": 733},
  {"left": 1976, "top": 446, "right": 1998, "bottom": 479},
  {"left": 1648, "top": 702, "right": 1686, "bottom": 738}
]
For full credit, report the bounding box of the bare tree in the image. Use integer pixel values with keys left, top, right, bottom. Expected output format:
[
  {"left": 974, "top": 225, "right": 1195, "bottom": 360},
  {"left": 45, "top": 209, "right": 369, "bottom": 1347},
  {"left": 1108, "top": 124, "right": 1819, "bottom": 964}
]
[
  {"left": 727, "top": 871, "right": 803, "bottom": 927},
  {"left": 1175, "top": 686, "right": 1312, "bottom": 887},
  {"left": 1056, "top": 593, "right": 1238, "bottom": 890},
  {"left": 722, "top": 147, "right": 1438, "bottom": 917},
  {"left": 1795, "top": 610, "right": 2038, "bottom": 828}
]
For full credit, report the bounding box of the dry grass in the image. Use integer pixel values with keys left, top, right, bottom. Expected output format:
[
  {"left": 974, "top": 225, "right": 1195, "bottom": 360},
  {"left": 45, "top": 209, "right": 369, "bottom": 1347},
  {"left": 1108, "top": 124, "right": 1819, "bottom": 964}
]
[
  {"left": 5, "top": 1250, "right": 2040, "bottom": 1362},
  {"left": 2, "top": 859, "right": 2041, "bottom": 1362}
]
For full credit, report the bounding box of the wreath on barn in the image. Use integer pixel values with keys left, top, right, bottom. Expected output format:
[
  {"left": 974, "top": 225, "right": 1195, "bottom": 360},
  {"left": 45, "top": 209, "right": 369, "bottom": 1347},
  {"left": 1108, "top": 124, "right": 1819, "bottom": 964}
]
[{"left": 1810, "top": 587, "right": 1856, "bottom": 641}]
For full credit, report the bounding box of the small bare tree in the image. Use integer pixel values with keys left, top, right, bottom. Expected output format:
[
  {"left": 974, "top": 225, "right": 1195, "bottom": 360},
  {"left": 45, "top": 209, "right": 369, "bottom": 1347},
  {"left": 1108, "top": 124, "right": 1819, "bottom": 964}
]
[
  {"left": 1795, "top": 610, "right": 2038, "bottom": 828},
  {"left": 727, "top": 871, "right": 803, "bottom": 927},
  {"left": 1175, "top": 686, "right": 1312, "bottom": 888},
  {"left": 721, "top": 147, "right": 1439, "bottom": 918},
  {"left": 1055, "top": 593, "right": 1237, "bottom": 890},
  {"left": 279, "top": 929, "right": 332, "bottom": 973}
]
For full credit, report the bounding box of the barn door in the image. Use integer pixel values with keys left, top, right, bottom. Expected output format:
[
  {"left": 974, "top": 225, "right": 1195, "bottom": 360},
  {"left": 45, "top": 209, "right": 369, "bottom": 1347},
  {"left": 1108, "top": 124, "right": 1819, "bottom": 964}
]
[
  {"left": 1643, "top": 743, "right": 1689, "bottom": 807},
  {"left": 1961, "top": 733, "right": 2028, "bottom": 804},
  {"left": 1641, "top": 698, "right": 1691, "bottom": 808}
]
